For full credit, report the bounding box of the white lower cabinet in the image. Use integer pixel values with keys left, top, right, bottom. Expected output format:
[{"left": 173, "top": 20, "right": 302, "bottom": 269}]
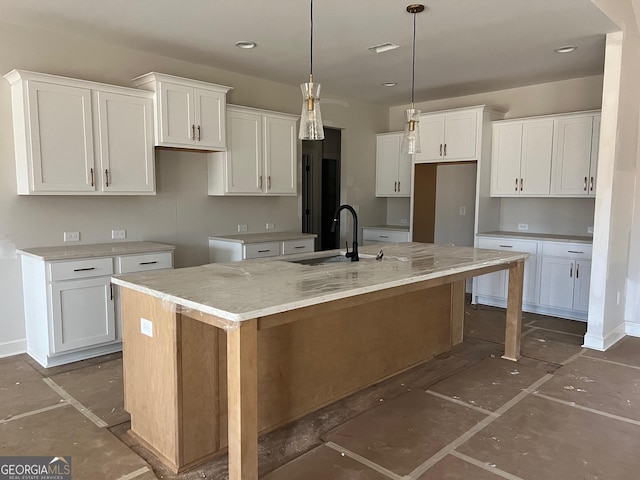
[
  {"left": 20, "top": 247, "right": 173, "bottom": 367},
  {"left": 362, "top": 227, "right": 410, "bottom": 246},
  {"left": 209, "top": 235, "right": 316, "bottom": 263},
  {"left": 474, "top": 236, "right": 592, "bottom": 321}
]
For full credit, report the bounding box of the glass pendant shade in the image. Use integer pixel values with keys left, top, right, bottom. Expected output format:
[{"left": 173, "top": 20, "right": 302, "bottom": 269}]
[
  {"left": 401, "top": 108, "right": 421, "bottom": 154},
  {"left": 299, "top": 80, "right": 324, "bottom": 140}
]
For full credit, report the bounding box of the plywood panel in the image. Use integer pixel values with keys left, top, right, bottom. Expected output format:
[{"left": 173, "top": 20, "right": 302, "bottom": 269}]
[{"left": 413, "top": 163, "right": 437, "bottom": 243}]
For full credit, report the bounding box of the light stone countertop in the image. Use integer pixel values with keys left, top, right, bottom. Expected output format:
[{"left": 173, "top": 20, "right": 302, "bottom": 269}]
[
  {"left": 208, "top": 232, "right": 317, "bottom": 244},
  {"left": 477, "top": 231, "right": 593, "bottom": 244},
  {"left": 112, "top": 243, "right": 528, "bottom": 325},
  {"left": 363, "top": 225, "right": 410, "bottom": 232},
  {"left": 18, "top": 241, "right": 175, "bottom": 261}
]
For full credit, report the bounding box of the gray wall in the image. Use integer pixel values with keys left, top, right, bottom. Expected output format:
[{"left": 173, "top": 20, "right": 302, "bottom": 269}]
[{"left": 434, "top": 164, "right": 477, "bottom": 246}]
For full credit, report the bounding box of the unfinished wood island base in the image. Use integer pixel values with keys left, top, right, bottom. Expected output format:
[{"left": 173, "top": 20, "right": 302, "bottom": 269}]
[{"left": 112, "top": 243, "right": 527, "bottom": 479}]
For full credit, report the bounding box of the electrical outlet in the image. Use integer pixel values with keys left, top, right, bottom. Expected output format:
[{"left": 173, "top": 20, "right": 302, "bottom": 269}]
[
  {"left": 266, "top": 223, "right": 275, "bottom": 230},
  {"left": 400, "top": 218, "right": 408, "bottom": 225},
  {"left": 111, "top": 229, "right": 126, "bottom": 240},
  {"left": 63, "top": 231, "right": 80, "bottom": 242},
  {"left": 459, "top": 206, "right": 466, "bottom": 216},
  {"left": 517, "top": 223, "right": 529, "bottom": 231},
  {"left": 140, "top": 318, "right": 153, "bottom": 338},
  {"left": 587, "top": 226, "right": 594, "bottom": 234},
  {"left": 237, "top": 224, "right": 248, "bottom": 232}
]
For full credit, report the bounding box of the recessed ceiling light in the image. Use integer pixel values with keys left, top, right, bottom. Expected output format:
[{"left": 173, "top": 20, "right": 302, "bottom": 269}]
[
  {"left": 554, "top": 45, "right": 577, "bottom": 53},
  {"left": 382, "top": 82, "right": 397, "bottom": 87},
  {"left": 235, "top": 41, "right": 257, "bottom": 49},
  {"left": 368, "top": 43, "right": 400, "bottom": 54}
]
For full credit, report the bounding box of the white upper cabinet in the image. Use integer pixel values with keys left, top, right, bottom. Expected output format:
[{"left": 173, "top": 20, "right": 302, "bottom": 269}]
[
  {"left": 375, "top": 132, "right": 411, "bottom": 197},
  {"left": 132, "top": 72, "right": 231, "bottom": 151},
  {"left": 208, "top": 105, "right": 297, "bottom": 196},
  {"left": 491, "top": 119, "right": 553, "bottom": 196},
  {"left": 4, "top": 70, "right": 156, "bottom": 195},
  {"left": 552, "top": 113, "right": 600, "bottom": 197},
  {"left": 414, "top": 109, "right": 478, "bottom": 163}
]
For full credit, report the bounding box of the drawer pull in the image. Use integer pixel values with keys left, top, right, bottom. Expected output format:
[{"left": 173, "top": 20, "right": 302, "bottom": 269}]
[
  {"left": 258, "top": 249, "right": 271, "bottom": 253},
  {"left": 576, "top": 263, "right": 580, "bottom": 278},
  {"left": 498, "top": 245, "right": 513, "bottom": 248},
  {"left": 139, "top": 261, "right": 158, "bottom": 265},
  {"left": 73, "top": 267, "right": 96, "bottom": 272},
  {"left": 567, "top": 250, "right": 584, "bottom": 254},
  {"left": 379, "top": 235, "right": 390, "bottom": 238},
  {"left": 294, "top": 246, "right": 307, "bottom": 249}
]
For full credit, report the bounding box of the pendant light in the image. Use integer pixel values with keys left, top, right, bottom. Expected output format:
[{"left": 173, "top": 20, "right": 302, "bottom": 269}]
[
  {"left": 299, "top": 0, "right": 325, "bottom": 140},
  {"left": 401, "top": 4, "right": 425, "bottom": 154}
]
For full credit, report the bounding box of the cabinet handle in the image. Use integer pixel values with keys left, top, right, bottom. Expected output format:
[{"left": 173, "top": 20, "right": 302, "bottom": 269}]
[
  {"left": 73, "top": 267, "right": 96, "bottom": 272},
  {"left": 584, "top": 176, "right": 587, "bottom": 191},
  {"left": 105, "top": 169, "right": 110, "bottom": 187},
  {"left": 197, "top": 125, "right": 201, "bottom": 141},
  {"left": 439, "top": 144, "right": 443, "bottom": 156},
  {"left": 379, "top": 235, "right": 390, "bottom": 239},
  {"left": 444, "top": 144, "right": 447, "bottom": 156},
  {"left": 192, "top": 124, "right": 196, "bottom": 141},
  {"left": 590, "top": 176, "right": 594, "bottom": 191},
  {"left": 498, "top": 245, "right": 513, "bottom": 248},
  {"left": 394, "top": 181, "right": 397, "bottom": 192},
  {"left": 520, "top": 178, "right": 523, "bottom": 191},
  {"left": 515, "top": 178, "right": 518, "bottom": 192},
  {"left": 398, "top": 181, "right": 401, "bottom": 191},
  {"left": 268, "top": 175, "right": 271, "bottom": 190},
  {"left": 257, "top": 249, "right": 271, "bottom": 253},
  {"left": 259, "top": 175, "right": 263, "bottom": 189},
  {"left": 139, "top": 261, "right": 158, "bottom": 265},
  {"left": 110, "top": 284, "right": 114, "bottom": 301},
  {"left": 570, "top": 263, "right": 573, "bottom": 278},
  {"left": 567, "top": 250, "right": 584, "bottom": 254},
  {"left": 294, "top": 246, "right": 306, "bottom": 249},
  {"left": 90, "top": 168, "right": 94, "bottom": 187},
  {"left": 576, "top": 263, "right": 580, "bottom": 279}
]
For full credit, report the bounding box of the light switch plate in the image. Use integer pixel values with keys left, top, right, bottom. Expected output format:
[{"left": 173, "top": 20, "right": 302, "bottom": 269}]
[
  {"left": 266, "top": 223, "right": 275, "bottom": 230},
  {"left": 63, "top": 231, "right": 80, "bottom": 242},
  {"left": 237, "top": 224, "right": 248, "bottom": 232},
  {"left": 517, "top": 223, "right": 529, "bottom": 231},
  {"left": 459, "top": 206, "right": 466, "bottom": 216},
  {"left": 111, "top": 229, "right": 126, "bottom": 240},
  {"left": 140, "top": 318, "right": 153, "bottom": 338}
]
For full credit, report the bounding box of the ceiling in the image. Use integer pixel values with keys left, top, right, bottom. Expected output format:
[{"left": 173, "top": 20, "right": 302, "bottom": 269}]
[{"left": 0, "top": 0, "right": 618, "bottom": 106}]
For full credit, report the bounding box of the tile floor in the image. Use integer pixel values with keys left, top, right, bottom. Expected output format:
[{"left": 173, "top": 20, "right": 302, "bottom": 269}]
[{"left": 1, "top": 303, "right": 639, "bottom": 480}]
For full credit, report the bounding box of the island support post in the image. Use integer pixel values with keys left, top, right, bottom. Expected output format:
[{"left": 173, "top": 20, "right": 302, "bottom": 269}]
[{"left": 503, "top": 259, "right": 525, "bottom": 361}]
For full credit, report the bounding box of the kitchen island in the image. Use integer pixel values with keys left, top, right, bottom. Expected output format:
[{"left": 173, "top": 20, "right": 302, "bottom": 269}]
[{"left": 112, "top": 243, "right": 528, "bottom": 479}]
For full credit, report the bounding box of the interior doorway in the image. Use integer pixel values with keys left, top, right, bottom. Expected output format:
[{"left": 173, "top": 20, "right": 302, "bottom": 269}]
[{"left": 302, "top": 128, "right": 341, "bottom": 251}]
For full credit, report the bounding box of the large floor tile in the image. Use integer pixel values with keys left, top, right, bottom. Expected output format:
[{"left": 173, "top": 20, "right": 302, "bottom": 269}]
[
  {"left": 416, "top": 454, "right": 505, "bottom": 480},
  {"left": 49, "top": 358, "right": 129, "bottom": 427},
  {"left": 537, "top": 356, "right": 640, "bottom": 421},
  {"left": 458, "top": 395, "right": 640, "bottom": 480},
  {"left": 584, "top": 336, "right": 640, "bottom": 368},
  {"left": 0, "top": 356, "right": 63, "bottom": 421},
  {"left": 262, "top": 444, "right": 390, "bottom": 480},
  {"left": 521, "top": 328, "right": 583, "bottom": 364},
  {"left": 325, "top": 390, "right": 487, "bottom": 476},
  {"left": 25, "top": 351, "right": 123, "bottom": 377},
  {"left": 464, "top": 307, "right": 507, "bottom": 345},
  {"left": 429, "top": 357, "right": 546, "bottom": 411},
  {"left": 0, "top": 405, "right": 150, "bottom": 479}
]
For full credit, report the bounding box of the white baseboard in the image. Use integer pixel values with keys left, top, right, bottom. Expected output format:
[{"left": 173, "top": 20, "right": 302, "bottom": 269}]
[
  {"left": 625, "top": 322, "right": 640, "bottom": 337},
  {"left": 0, "top": 339, "right": 27, "bottom": 358},
  {"left": 583, "top": 322, "right": 627, "bottom": 351}
]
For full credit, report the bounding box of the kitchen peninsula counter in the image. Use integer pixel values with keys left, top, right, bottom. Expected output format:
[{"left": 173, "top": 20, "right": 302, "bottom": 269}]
[{"left": 112, "top": 243, "right": 528, "bottom": 478}]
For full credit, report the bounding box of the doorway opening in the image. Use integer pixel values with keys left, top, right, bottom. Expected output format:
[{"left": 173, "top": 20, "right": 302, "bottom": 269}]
[{"left": 302, "top": 128, "right": 341, "bottom": 251}]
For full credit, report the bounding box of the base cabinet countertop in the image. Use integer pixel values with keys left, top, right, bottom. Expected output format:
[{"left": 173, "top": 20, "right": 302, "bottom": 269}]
[
  {"left": 209, "top": 232, "right": 316, "bottom": 262},
  {"left": 18, "top": 241, "right": 174, "bottom": 367}
]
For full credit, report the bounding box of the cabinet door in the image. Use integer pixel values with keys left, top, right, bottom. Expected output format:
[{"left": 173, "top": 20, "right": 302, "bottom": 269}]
[
  {"left": 588, "top": 115, "right": 600, "bottom": 197},
  {"left": 539, "top": 257, "right": 575, "bottom": 309},
  {"left": 159, "top": 82, "right": 194, "bottom": 146},
  {"left": 475, "top": 271, "right": 507, "bottom": 299},
  {"left": 96, "top": 91, "right": 155, "bottom": 193},
  {"left": 376, "top": 134, "right": 401, "bottom": 196},
  {"left": 444, "top": 111, "right": 477, "bottom": 160},
  {"left": 415, "top": 114, "right": 445, "bottom": 162},
  {"left": 194, "top": 88, "right": 226, "bottom": 149},
  {"left": 51, "top": 276, "right": 115, "bottom": 353},
  {"left": 225, "top": 110, "right": 263, "bottom": 193},
  {"left": 397, "top": 149, "right": 412, "bottom": 196},
  {"left": 520, "top": 120, "right": 553, "bottom": 195},
  {"left": 490, "top": 123, "right": 522, "bottom": 195},
  {"left": 27, "top": 81, "right": 95, "bottom": 192},
  {"left": 552, "top": 116, "right": 594, "bottom": 196},
  {"left": 573, "top": 260, "right": 591, "bottom": 312},
  {"left": 264, "top": 115, "right": 297, "bottom": 195},
  {"left": 522, "top": 255, "right": 538, "bottom": 304}
]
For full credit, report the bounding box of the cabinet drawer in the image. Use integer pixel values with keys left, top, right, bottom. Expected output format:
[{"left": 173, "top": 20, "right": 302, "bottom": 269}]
[
  {"left": 282, "top": 239, "right": 315, "bottom": 255},
  {"left": 362, "top": 229, "right": 410, "bottom": 243},
  {"left": 244, "top": 242, "right": 281, "bottom": 259},
  {"left": 477, "top": 237, "right": 538, "bottom": 255},
  {"left": 542, "top": 242, "right": 592, "bottom": 259},
  {"left": 117, "top": 252, "right": 173, "bottom": 274},
  {"left": 49, "top": 257, "right": 114, "bottom": 281}
]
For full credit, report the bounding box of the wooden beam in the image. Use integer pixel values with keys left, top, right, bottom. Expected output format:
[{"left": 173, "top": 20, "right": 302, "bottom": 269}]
[
  {"left": 503, "top": 260, "right": 524, "bottom": 361},
  {"left": 450, "top": 280, "right": 466, "bottom": 345},
  {"left": 226, "top": 319, "right": 258, "bottom": 480}
]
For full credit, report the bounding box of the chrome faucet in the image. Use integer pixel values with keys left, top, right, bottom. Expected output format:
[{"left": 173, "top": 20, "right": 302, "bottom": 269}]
[{"left": 330, "top": 204, "right": 359, "bottom": 261}]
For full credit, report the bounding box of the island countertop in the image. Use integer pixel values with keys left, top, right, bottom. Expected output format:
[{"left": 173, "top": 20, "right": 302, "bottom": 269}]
[{"left": 112, "top": 243, "right": 528, "bottom": 324}]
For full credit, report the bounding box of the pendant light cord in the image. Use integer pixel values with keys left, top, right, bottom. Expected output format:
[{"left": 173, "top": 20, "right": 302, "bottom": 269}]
[
  {"left": 310, "top": 0, "right": 314, "bottom": 79},
  {"left": 411, "top": 11, "right": 416, "bottom": 106}
]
